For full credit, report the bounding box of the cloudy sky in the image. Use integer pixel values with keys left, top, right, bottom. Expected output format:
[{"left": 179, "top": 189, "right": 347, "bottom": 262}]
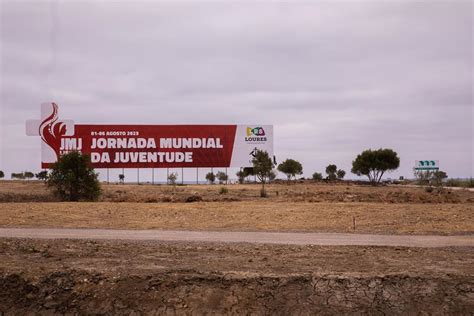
[{"left": 1, "top": 0, "right": 472, "bottom": 181}]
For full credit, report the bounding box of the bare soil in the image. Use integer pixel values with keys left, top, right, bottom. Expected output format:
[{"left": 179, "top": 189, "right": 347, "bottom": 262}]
[
  {"left": 1, "top": 201, "right": 473, "bottom": 235},
  {"left": 0, "top": 239, "right": 473, "bottom": 314},
  {"left": 1, "top": 181, "right": 473, "bottom": 314},
  {"left": 1, "top": 181, "right": 473, "bottom": 235}
]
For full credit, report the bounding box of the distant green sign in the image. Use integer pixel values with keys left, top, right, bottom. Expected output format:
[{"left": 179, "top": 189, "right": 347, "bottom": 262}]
[{"left": 414, "top": 160, "right": 439, "bottom": 171}]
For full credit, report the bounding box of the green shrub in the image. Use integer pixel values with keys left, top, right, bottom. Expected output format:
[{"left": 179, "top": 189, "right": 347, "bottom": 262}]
[
  {"left": 218, "top": 186, "right": 228, "bottom": 195},
  {"left": 47, "top": 151, "right": 101, "bottom": 201}
]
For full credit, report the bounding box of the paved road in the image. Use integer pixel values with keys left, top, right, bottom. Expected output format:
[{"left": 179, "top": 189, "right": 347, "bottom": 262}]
[{"left": 0, "top": 228, "right": 473, "bottom": 247}]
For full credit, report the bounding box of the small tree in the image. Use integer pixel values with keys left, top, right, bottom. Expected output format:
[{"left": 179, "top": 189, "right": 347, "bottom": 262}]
[
  {"left": 11, "top": 172, "right": 25, "bottom": 180},
  {"left": 236, "top": 170, "right": 246, "bottom": 184},
  {"left": 205, "top": 172, "right": 216, "bottom": 184},
  {"left": 118, "top": 174, "right": 125, "bottom": 184},
  {"left": 416, "top": 170, "right": 447, "bottom": 187},
  {"left": 216, "top": 171, "right": 228, "bottom": 184},
  {"left": 312, "top": 172, "right": 323, "bottom": 181},
  {"left": 243, "top": 167, "right": 255, "bottom": 182},
  {"left": 252, "top": 150, "right": 274, "bottom": 197},
  {"left": 47, "top": 151, "right": 101, "bottom": 201},
  {"left": 36, "top": 170, "right": 48, "bottom": 181},
  {"left": 277, "top": 159, "right": 303, "bottom": 183},
  {"left": 0, "top": 170, "right": 4, "bottom": 179},
  {"left": 24, "top": 171, "right": 34, "bottom": 180},
  {"left": 351, "top": 148, "right": 400, "bottom": 185},
  {"left": 414, "top": 169, "right": 432, "bottom": 185},
  {"left": 432, "top": 170, "right": 448, "bottom": 187},
  {"left": 336, "top": 169, "right": 346, "bottom": 180},
  {"left": 325, "top": 164, "right": 337, "bottom": 180},
  {"left": 168, "top": 173, "right": 178, "bottom": 186}
]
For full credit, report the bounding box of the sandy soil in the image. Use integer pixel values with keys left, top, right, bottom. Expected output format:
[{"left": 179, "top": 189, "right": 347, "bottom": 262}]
[
  {"left": 1, "top": 201, "right": 473, "bottom": 235},
  {"left": 1, "top": 239, "right": 473, "bottom": 314}
]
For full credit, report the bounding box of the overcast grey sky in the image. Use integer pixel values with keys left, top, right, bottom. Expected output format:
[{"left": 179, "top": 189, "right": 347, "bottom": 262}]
[{"left": 1, "top": 0, "right": 472, "bottom": 181}]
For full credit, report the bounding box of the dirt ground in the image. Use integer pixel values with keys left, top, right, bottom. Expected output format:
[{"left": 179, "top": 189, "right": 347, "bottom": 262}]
[
  {"left": 1, "top": 181, "right": 473, "bottom": 314},
  {"left": 1, "top": 238, "right": 473, "bottom": 314},
  {"left": 1, "top": 201, "right": 473, "bottom": 235},
  {"left": 0, "top": 181, "right": 473, "bottom": 235}
]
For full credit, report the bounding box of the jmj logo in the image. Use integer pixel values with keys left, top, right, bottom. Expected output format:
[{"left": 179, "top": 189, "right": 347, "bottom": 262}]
[{"left": 26, "top": 102, "right": 77, "bottom": 163}]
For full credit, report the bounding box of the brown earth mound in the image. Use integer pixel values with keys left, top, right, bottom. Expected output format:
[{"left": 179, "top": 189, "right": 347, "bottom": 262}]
[
  {"left": 1, "top": 271, "right": 472, "bottom": 315},
  {"left": 1, "top": 239, "right": 473, "bottom": 314}
]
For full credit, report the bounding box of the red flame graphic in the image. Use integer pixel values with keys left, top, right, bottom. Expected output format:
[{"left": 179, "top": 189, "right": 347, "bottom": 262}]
[{"left": 39, "top": 103, "right": 67, "bottom": 159}]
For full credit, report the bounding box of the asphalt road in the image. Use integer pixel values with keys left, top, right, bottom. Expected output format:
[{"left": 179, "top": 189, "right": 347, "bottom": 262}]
[{"left": 0, "top": 228, "right": 473, "bottom": 247}]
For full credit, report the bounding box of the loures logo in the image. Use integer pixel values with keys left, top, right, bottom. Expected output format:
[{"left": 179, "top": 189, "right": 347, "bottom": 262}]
[{"left": 245, "top": 127, "right": 267, "bottom": 142}]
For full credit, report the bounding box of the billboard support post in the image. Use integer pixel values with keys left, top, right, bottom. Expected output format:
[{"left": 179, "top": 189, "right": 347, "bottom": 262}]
[
  {"left": 166, "top": 168, "right": 169, "bottom": 185},
  {"left": 196, "top": 168, "right": 199, "bottom": 184},
  {"left": 137, "top": 168, "right": 139, "bottom": 185},
  {"left": 181, "top": 167, "right": 184, "bottom": 184},
  {"left": 152, "top": 168, "right": 154, "bottom": 185},
  {"left": 107, "top": 168, "right": 109, "bottom": 184}
]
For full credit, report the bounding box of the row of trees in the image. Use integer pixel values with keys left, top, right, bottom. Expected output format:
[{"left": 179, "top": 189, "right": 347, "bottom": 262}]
[
  {"left": 5, "top": 147, "right": 443, "bottom": 201},
  {"left": 245, "top": 148, "right": 402, "bottom": 196},
  {"left": 1, "top": 171, "right": 48, "bottom": 180},
  {"left": 0, "top": 148, "right": 401, "bottom": 188}
]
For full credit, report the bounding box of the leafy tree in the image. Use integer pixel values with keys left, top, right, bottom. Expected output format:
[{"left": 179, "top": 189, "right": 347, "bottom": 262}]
[
  {"left": 118, "top": 174, "right": 125, "bottom": 184},
  {"left": 312, "top": 172, "right": 323, "bottom": 181},
  {"left": 236, "top": 170, "right": 246, "bottom": 184},
  {"left": 243, "top": 167, "right": 254, "bottom": 177},
  {"left": 36, "top": 170, "right": 48, "bottom": 181},
  {"left": 336, "top": 169, "right": 346, "bottom": 180},
  {"left": 414, "top": 169, "right": 432, "bottom": 185},
  {"left": 216, "top": 171, "right": 228, "bottom": 184},
  {"left": 47, "top": 151, "right": 101, "bottom": 201},
  {"left": 325, "top": 164, "right": 337, "bottom": 180},
  {"left": 351, "top": 148, "right": 400, "bottom": 184},
  {"left": 0, "top": 170, "right": 4, "bottom": 179},
  {"left": 24, "top": 171, "right": 34, "bottom": 180},
  {"left": 252, "top": 150, "right": 275, "bottom": 197},
  {"left": 243, "top": 167, "right": 255, "bottom": 182},
  {"left": 277, "top": 159, "right": 303, "bottom": 183},
  {"left": 432, "top": 170, "right": 448, "bottom": 187},
  {"left": 205, "top": 172, "right": 216, "bottom": 184},
  {"left": 415, "top": 170, "right": 448, "bottom": 187},
  {"left": 11, "top": 172, "right": 25, "bottom": 180},
  {"left": 168, "top": 173, "right": 178, "bottom": 186}
]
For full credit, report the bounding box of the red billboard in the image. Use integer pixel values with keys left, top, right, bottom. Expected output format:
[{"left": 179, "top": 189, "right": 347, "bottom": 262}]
[
  {"left": 26, "top": 103, "right": 274, "bottom": 169},
  {"left": 59, "top": 125, "right": 237, "bottom": 169}
]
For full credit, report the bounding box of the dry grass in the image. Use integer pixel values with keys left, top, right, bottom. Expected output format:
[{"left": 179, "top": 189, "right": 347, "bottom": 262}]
[
  {"left": 1, "top": 180, "right": 473, "bottom": 203},
  {"left": 0, "top": 201, "right": 473, "bottom": 235},
  {"left": 1, "top": 181, "right": 473, "bottom": 235}
]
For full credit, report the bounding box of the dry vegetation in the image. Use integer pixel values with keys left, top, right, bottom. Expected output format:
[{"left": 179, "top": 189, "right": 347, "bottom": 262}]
[
  {"left": 0, "top": 181, "right": 473, "bottom": 235},
  {"left": 1, "top": 180, "right": 473, "bottom": 203}
]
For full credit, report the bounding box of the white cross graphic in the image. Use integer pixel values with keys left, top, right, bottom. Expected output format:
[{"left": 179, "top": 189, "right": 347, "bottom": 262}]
[{"left": 25, "top": 102, "right": 75, "bottom": 164}]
